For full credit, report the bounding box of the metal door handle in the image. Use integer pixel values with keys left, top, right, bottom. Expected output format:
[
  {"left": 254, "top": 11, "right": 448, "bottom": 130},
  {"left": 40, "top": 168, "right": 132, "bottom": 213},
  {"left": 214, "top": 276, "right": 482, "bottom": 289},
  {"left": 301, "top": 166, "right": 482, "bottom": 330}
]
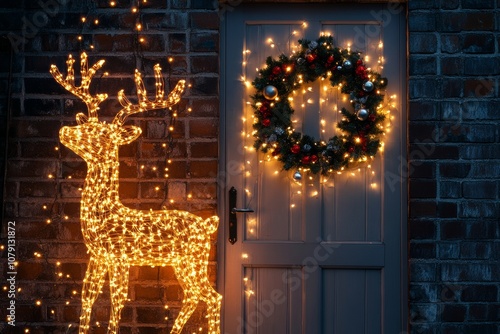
[
  {"left": 232, "top": 208, "right": 255, "bottom": 213},
  {"left": 229, "top": 187, "right": 253, "bottom": 244}
]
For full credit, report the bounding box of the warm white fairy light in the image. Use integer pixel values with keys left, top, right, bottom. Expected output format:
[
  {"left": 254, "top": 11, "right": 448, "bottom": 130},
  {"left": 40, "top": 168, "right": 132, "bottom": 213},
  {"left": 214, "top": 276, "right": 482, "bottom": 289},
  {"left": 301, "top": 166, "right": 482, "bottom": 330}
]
[
  {"left": 51, "top": 53, "right": 221, "bottom": 334},
  {"left": 240, "top": 28, "right": 396, "bottom": 216}
]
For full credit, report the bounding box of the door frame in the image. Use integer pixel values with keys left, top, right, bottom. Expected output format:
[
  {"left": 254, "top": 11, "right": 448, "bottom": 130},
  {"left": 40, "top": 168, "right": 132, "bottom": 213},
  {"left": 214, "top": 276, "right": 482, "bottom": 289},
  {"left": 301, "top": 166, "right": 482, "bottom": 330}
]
[{"left": 217, "top": 3, "right": 408, "bottom": 332}]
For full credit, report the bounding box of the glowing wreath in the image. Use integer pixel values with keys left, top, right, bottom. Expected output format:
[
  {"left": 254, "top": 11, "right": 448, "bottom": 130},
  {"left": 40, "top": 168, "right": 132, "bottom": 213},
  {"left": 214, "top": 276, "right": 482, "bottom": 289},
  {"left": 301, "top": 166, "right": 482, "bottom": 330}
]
[
  {"left": 251, "top": 36, "right": 388, "bottom": 175},
  {"left": 51, "top": 53, "right": 221, "bottom": 334}
]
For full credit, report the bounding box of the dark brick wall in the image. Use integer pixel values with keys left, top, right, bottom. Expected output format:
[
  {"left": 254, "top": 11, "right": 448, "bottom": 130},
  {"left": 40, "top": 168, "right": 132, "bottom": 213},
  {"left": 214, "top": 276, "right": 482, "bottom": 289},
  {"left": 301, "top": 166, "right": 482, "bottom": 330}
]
[
  {"left": 408, "top": 0, "right": 500, "bottom": 333},
  {"left": 1, "top": 0, "right": 219, "bottom": 332},
  {"left": 2, "top": 0, "right": 500, "bottom": 333}
]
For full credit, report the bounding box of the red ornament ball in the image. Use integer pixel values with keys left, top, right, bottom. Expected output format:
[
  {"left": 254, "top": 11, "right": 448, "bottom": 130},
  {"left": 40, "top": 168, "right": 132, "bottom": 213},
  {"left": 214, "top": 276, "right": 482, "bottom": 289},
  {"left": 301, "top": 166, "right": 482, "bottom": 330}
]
[
  {"left": 262, "top": 119, "right": 271, "bottom": 127},
  {"left": 291, "top": 144, "right": 301, "bottom": 154},
  {"left": 282, "top": 63, "right": 294, "bottom": 73},
  {"left": 272, "top": 66, "right": 282, "bottom": 75},
  {"left": 301, "top": 155, "right": 311, "bottom": 164},
  {"left": 306, "top": 54, "right": 316, "bottom": 63},
  {"left": 311, "top": 155, "right": 318, "bottom": 163}
]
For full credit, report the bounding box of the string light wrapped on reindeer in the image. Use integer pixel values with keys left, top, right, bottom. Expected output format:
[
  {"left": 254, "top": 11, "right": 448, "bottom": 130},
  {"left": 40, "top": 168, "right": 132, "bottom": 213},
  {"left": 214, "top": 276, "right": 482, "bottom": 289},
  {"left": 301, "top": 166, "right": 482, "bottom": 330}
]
[{"left": 50, "top": 52, "right": 222, "bottom": 334}]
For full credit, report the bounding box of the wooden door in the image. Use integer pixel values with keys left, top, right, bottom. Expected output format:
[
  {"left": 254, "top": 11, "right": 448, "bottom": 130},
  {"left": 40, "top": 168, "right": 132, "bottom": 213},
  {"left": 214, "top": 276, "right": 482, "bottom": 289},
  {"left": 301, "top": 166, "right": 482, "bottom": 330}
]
[{"left": 220, "top": 3, "right": 407, "bottom": 333}]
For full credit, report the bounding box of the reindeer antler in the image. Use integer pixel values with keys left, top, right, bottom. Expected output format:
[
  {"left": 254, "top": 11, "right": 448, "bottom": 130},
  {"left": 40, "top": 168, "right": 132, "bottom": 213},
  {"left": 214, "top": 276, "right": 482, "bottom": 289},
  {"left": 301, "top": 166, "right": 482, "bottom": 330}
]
[
  {"left": 114, "top": 64, "right": 185, "bottom": 125},
  {"left": 50, "top": 52, "right": 108, "bottom": 121}
]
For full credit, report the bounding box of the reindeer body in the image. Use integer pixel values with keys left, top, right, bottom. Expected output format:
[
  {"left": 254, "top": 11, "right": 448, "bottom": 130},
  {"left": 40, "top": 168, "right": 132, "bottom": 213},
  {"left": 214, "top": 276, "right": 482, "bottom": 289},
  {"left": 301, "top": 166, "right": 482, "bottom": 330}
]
[{"left": 53, "top": 53, "right": 221, "bottom": 334}]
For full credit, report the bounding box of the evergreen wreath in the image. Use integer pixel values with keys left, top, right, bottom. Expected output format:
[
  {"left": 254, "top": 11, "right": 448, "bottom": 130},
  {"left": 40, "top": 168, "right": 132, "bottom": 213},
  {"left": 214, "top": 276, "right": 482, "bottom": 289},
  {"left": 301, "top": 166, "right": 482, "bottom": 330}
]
[{"left": 251, "top": 35, "right": 388, "bottom": 175}]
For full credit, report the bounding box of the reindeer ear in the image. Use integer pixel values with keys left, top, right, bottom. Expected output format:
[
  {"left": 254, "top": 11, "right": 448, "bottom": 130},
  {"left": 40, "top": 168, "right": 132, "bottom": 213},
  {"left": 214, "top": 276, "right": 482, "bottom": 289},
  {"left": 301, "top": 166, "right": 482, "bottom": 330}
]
[
  {"left": 76, "top": 113, "right": 88, "bottom": 125},
  {"left": 117, "top": 125, "right": 142, "bottom": 145}
]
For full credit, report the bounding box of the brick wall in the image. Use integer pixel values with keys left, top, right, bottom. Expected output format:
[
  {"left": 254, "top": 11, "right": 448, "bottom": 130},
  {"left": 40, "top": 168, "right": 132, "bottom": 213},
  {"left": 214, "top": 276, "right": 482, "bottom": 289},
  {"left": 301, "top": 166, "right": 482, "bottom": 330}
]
[
  {"left": 1, "top": 0, "right": 219, "bottom": 332},
  {"left": 2, "top": 0, "right": 500, "bottom": 333},
  {"left": 408, "top": 0, "right": 500, "bottom": 333}
]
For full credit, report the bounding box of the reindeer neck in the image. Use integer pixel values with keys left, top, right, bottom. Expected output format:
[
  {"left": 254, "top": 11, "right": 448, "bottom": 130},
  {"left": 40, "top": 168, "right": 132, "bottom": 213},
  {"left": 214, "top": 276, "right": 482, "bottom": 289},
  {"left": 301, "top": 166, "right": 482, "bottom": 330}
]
[{"left": 81, "top": 160, "right": 122, "bottom": 209}]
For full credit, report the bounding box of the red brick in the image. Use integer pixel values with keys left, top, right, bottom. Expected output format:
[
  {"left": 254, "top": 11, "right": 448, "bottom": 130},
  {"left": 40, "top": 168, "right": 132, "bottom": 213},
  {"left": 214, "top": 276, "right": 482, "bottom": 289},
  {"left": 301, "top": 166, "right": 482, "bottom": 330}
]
[
  {"left": 17, "top": 262, "right": 44, "bottom": 280},
  {"left": 461, "top": 285, "right": 498, "bottom": 302},
  {"left": 409, "top": 101, "right": 439, "bottom": 120},
  {"left": 467, "top": 219, "right": 499, "bottom": 241},
  {"left": 19, "top": 181, "right": 57, "bottom": 198},
  {"left": 462, "top": 181, "right": 497, "bottom": 199},
  {"left": 437, "top": 201, "right": 457, "bottom": 218},
  {"left": 409, "top": 161, "right": 436, "bottom": 179},
  {"left": 410, "top": 242, "right": 436, "bottom": 259},
  {"left": 137, "top": 266, "right": 161, "bottom": 280},
  {"left": 166, "top": 161, "right": 187, "bottom": 179},
  {"left": 62, "top": 306, "right": 79, "bottom": 322},
  {"left": 441, "top": 34, "right": 462, "bottom": 53},
  {"left": 442, "top": 304, "right": 466, "bottom": 322},
  {"left": 189, "top": 119, "right": 218, "bottom": 138},
  {"left": 168, "top": 33, "right": 187, "bottom": 53},
  {"left": 136, "top": 307, "right": 169, "bottom": 324},
  {"left": 189, "top": 98, "right": 219, "bottom": 117},
  {"left": 60, "top": 182, "right": 83, "bottom": 198},
  {"left": 189, "top": 160, "right": 217, "bottom": 178},
  {"left": 408, "top": 123, "right": 437, "bottom": 143},
  {"left": 190, "top": 11, "right": 220, "bottom": 30},
  {"left": 135, "top": 285, "right": 163, "bottom": 301},
  {"left": 191, "top": 55, "right": 219, "bottom": 74},
  {"left": 17, "top": 221, "right": 58, "bottom": 239},
  {"left": 119, "top": 160, "right": 139, "bottom": 178},
  {"left": 58, "top": 221, "right": 83, "bottom": 241},
  {"left": 188, "top": 182, "right": 217, "bottom": 199},
  {"left": 463, "top": 33, "right": 495, "bottom": 53},
  {"left": 410, "top": 179, "right": 437, "bottom": 198},
  {"left": 12, "top": 120, "right": 61, "bottom": 139},
  {"left": 140, "top": 182, "right": 166, "bottom": 199},
  {"left": 144, "top": 12, "right": 187, "bottom": 29},
  {"left": 21, "top": 141, "right": 60, "bottom": 158},
  {"left": 23, "top": 98, "right": 61, "bottom": 116},
  {"left": 410, "top": 201, "right": 437, "bottom": 218},
  {"left": 464, "top": 79, "right": 494, "bottom": 97},
  {"left": 440, "top": 221, "right": 467, "bottom": 240},
  {"left": 439, "top": 163, "right": 471, "bottom": 178},
  {"left": 165, "top": 284, "right": 183, "bottom": 301},
  {"left": 441, "top": 57, "right": 463, "bottom": 75}
]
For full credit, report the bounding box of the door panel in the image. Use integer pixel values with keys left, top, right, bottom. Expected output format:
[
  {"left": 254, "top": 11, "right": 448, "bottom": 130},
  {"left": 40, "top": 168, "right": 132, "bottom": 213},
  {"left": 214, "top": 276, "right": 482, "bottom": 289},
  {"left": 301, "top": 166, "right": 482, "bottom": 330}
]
[
  {"left": 221, "top": 4, "right": 406, "bottom": 333},
  {"left": 243, "top": 267, "right": 303, "bottom": 334},
  {"left": 322, "top": 269, "right": 382, "bottom": 333}
]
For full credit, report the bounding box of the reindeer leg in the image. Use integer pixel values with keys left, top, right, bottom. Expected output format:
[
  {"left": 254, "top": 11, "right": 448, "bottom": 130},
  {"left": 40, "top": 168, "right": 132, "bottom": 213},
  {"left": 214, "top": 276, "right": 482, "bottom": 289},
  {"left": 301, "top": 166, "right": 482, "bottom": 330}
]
[
  {"left": 199, "top": 275, "right": 222, "bottom": 334},
  {"left": 107, "top": 261, "right": 130, "bottom": 334},
  {"left": 191, "top": 250, "right": 222, "bottom": 334},
  {"left": 170, "top": 261, "right": 200, "bottom": 334},
  {"left": 79, "top": 256, "right": 107, "bottom": 334}
]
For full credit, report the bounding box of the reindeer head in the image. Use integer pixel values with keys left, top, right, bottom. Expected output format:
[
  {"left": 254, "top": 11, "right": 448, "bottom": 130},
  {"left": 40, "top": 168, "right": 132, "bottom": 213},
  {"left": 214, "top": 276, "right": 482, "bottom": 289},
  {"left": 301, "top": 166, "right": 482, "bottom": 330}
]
[{"left": 51, "top": 52, "right": 185, "bottom": 164}]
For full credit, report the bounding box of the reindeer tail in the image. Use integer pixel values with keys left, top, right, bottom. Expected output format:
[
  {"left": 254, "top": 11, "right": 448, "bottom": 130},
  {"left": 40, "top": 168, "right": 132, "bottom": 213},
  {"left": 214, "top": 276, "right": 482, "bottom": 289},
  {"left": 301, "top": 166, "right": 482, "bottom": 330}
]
[{"left": 203, "top": 215, "right": 219, "bottom": 234}]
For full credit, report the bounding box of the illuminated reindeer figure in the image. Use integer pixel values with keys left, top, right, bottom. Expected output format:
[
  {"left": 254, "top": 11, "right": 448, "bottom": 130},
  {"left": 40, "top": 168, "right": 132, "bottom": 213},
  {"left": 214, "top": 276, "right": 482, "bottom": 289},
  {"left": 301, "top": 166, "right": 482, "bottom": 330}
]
[{"left": 50, "top": 53, "right": 221, "bottom": 334}]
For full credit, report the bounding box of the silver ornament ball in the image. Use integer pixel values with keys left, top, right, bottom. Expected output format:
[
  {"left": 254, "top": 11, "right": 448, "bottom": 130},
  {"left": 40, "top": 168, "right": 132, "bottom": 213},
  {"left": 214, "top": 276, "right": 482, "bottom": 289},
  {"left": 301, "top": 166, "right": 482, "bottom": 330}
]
[
  {"left": 362, "top": 81, "right": 374, "bottom": 92},
  {"left": 308, "top": 41, "right": 318, "bottom": 50},
  {"left": 356, "top": 108, "right": 369, "bottom": 121},
  {"left": 343, "top": 60, "right": 352, "bottom": 69},
  {"left": 263, "top": 85, "right": 278, "bottom": 100},
  {"left": 293, "top": 171, "right": 302, "bottom": 181}
]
